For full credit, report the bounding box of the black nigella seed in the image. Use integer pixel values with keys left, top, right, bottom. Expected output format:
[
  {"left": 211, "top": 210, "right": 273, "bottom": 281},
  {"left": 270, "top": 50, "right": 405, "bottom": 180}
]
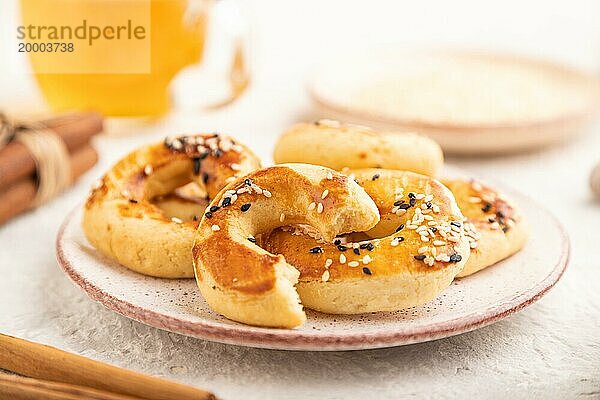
[
  {"left": 199, "top": 151, "right": 209, "bottom": 160},
  {"left": 209, "top": 205, "right": 219, "bottom": 212},
  {"left": 395, "top": 224, "right": 405, "bottom": 232},
  {"left": 222, "top": 197, "right": 231, "bottom": 207},
  {"left": 192, "top": 157, "right": 201, "bottom": 175},
  {"left": 451, "top": 221, "right": 462, "bottom": 227},
  {"left": 193, "top": 215, "right": 199, "bottom": 221},
  {"left": 309, "top": 246, "right": 323, "bottom": 254},
  {"left": 488, "top": 217, "right": 496, "bottom": 223},
  {"left": 205, "top": 211, "right": 213, "bottom": 219},
  {"left": 431, "top": 227, "right": 437, "bottom": 232},
  {"left": 362, "top": 267, "right": 372, "bottom": 275},
  {"left": 394, "top": 200, "right": 405, "bottom": 206},
  {"left": 399, "top": 203, "right": 411, "bottom": 210},
  {"left": 248, "top": 237, "right": 256, "bottom": 243},
  {"left": 334, "top": 239, "right": 341, "bottom": 245},
  {"left": 409, "top": 198, "right": 416, "bottom": 206},
  {"left": 128, "top": 199, "right": 138, "bottom": 204},
  {"left": 241, "top": 203, "right": 251, "bottom": 212},
  {"left": 213, "top": 149, "right": 223, "bottom": 157},
  {"left": 496, "top": 211, "right": 505, "bottom": 219},
  {"left": 353, "top": 248, "right": 360, "bottom": 255},
  {"left": 482, "top": 203, "right": 492, "bottom": 212},
  {"left": 366, "top": 243, "right": 375, "bottom": 251},
  {"left": 203, "top": 173, "right": 209, "bottom": 184},
  {"left": 426, "top": 201, "right": 432, "bottom": 209},
  {"left": 395, "top": 236, "right": 405, "bottom": 243},
  {"left": 371, "top": 174, "right": 380, "bottom": 181},
  {"left": 408, "top": 192, "right": 416, "bottom": 199},
  {"left": 244, "top": 178, "right": 252, "bottom": 186},
  {"left": 337, "top": 245, "right": 348, "bottom": 252},
  {"left": 502, "top": 227, "right": 509, "bottom": 233},
  {"left": 359, "top": 243, "right": 369, "bottom": 249},
  {"left": 449, "top": 254, "right": 462, "bottom": 263},
  {"left": 414, "top": 254, "right": 426, "bottom": 260}
]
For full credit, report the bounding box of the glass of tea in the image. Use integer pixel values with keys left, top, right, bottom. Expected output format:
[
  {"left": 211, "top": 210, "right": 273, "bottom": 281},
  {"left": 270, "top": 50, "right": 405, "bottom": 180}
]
[{"left": 18, "top": 0, "right": 248, "bottom": 117}]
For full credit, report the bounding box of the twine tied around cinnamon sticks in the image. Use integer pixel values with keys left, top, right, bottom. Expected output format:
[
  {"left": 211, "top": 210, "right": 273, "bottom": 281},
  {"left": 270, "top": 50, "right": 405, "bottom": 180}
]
[
  {"left": 0, "top": 113, "right": 72, "bottom": 206},
  {"left": 0, "top": 112, "right": 102, "bottom": 224}
]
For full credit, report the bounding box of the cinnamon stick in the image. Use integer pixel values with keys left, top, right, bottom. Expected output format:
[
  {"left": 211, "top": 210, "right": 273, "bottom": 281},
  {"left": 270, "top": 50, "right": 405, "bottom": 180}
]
[
  {"left": 0, "top": 334, "right": 216, "bottom": 400},
  {"left": 0, "top": 372, "right": 145, "bottom": 400},
  {"left": 0, "top": 144, "right": 98, "bottom": 225},
  {"left": 0, "top": 112, "right": 103, "bottom": 189}
]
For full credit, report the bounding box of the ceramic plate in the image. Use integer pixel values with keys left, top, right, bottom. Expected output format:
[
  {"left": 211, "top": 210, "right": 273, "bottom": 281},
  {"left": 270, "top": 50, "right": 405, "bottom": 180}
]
[
  {"left": 56, "top": 186, "right": 568, "bottom": 351},
  {"left": 310, "top": 48, "right": 599, "bottom": 154}
]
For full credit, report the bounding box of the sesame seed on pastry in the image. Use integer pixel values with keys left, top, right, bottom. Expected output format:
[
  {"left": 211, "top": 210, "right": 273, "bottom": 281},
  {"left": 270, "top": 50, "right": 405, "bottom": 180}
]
[
  {"left": 263, "top": 169, "right": 471, "bottom": 315},
  {"left": 440, "top": 178, "right": 528, "bottom": 277},
  {"left": 192, "top": 164, "right": 381, "bottom": 328},
  {"left": 82, "top": 133, "right": 261, "bottom": 278}
]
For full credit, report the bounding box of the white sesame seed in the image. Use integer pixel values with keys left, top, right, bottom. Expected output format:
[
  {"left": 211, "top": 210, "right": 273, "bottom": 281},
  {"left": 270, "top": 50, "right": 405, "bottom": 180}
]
[
  {"left": 308, "top": 202, "right": 316, "bottom": 211},
  {"left": 321, "top": 189, "right": 329, "bottom": 199},
  {"left": 348, "top": 261, "right": 360, "bottom": 267},
  {"left": 325, "top": 259, "right": 333, "bottom": 268},
  {"left": 362, "top": 255, "right": 373, "bottom": 264},
  {"left": 418, "top": 246, "right": 429, "bottom": 253},
  {"left": 396, "top": 209, "right": 407, "bottom": 216},
  {"left": 211, "top": 224, "right": 220, "bottom": 231},
  {"left": 121, "top": 189, "right": 130, "bottom": 198},
  {"left": 424, "top": 256, "right": 435, "bottom": 266},
  {"left": 424, "top": 194, "right": 434, "bottom": 202},
  {"left": 472, "top": 181, "right": 483, "bottom": 191},
  {"left": 390, "top": 238, "right": 400, "bottom": 247},
  {"left": 327, "top": 172, "right": 334, "bottom": 180},
  {"left": 468, "top": 196, "right": 482, "bottom": 203},
  {"left": 232, "top": 144, "right": 243, "bottom": 153},
  {"left": 317, "top": 203, "right": 324, "bottom": 213},
  {"left": 230, "top": 163, "right": 242, "bottom": 171},
  {"left": 433, "top": 240, "right": 446, "bottom": 246},
  {"left": 416, "top": 193, "right": 425, "bottom": 200},
  {"left": 420, "top": 235, "right": 430, "bottom": 242},
  {"left": 279, "top": 213, "right": 285, "bottom": 222},
  {"left": 263, "top": 190, "right": 272, "bottom": 198},
  {"left": 339, "top": 254, "right": 346, "bottom": 264},
  {"left": 144, "top": 165, "right": 153, "bottom": 175},
  {"left": 171, "top": 217, "right": 183, "bottom": 224},
  {"left": 232, "top": 277, "right": 238, "bottom": 282},
  {"left": 321, "top": 270, "right": 330, "bottom": 282}
]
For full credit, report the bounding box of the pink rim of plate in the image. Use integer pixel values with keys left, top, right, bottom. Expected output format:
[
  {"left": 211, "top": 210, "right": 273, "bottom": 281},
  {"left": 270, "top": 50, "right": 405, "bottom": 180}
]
[{"left": 56, "top": 202, "right": 569, "bottom": 351}]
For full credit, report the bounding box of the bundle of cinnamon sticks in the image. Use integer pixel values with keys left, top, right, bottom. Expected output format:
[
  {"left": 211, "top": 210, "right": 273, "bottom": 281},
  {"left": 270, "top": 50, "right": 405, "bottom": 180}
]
[{"left": 0, "top": 112, "right": 103, "bottom": 224}]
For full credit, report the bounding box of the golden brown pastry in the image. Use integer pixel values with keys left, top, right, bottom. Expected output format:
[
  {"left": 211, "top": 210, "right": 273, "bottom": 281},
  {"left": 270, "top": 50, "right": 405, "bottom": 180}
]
[
  {"left": 192, "top": 164, "right": 380, "bottom": 328},
  {"left": 263, "top": 169, "right": 471, "bottom": 316},
  {"left": 273, "top": 120, "right": 444, "bottom": 176},
  {"left": 441, "top": 178, "right": 528, "bottom": 277},
  {"left": 83, "top": 133, "right": 261, "bottom": 278}
]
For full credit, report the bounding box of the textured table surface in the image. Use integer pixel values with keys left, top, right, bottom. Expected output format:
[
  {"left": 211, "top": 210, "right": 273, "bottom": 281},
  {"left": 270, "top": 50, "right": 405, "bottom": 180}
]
[{"left": 1, "top": 1, "right": 599, "bottom": 398}]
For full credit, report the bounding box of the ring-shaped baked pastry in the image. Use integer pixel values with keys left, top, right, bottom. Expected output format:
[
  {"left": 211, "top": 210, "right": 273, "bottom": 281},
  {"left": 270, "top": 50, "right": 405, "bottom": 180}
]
[
  {"left": 264, "top": 169, "right": 471, "bottom": 316},
  {"left": 273, "top": 120, "right": 444, "bottom": 176},
  {"left": 192, "top": 164, "right": 381, "bottom": 328},
  {"left": 83, "top": 133, "right": 261, "bottom": 278}
]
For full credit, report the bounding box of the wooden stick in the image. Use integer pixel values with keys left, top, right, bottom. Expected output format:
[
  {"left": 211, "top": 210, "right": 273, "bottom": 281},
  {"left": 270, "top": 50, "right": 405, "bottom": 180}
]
[
  {"left": 0, "top": 334, "right": 217, "bottom": 400},
  {"left": 0, "top": 144, "right": 98, "bottom": 225},
  {"left": 0, "top": 372, "right": 145, "bottom": 400},
  {"left": 0, "top": 112, "right": 103, "bottom": 189}
]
